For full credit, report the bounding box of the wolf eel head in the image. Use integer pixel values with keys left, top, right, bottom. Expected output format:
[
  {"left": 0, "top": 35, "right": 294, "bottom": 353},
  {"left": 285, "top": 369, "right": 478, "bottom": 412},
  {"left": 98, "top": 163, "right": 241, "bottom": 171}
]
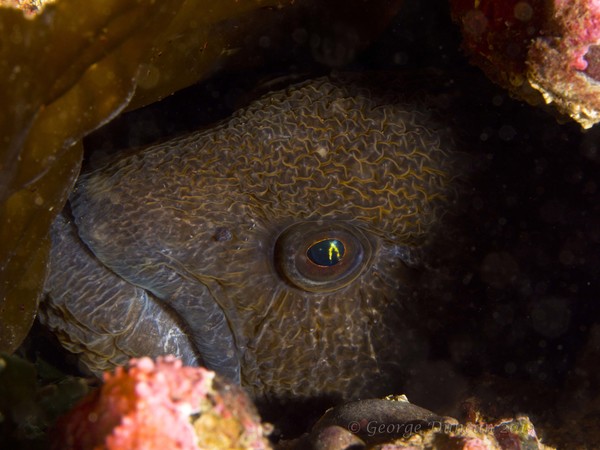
[{"left": 44, "top": 74, "right": 462, "bottom": 402}]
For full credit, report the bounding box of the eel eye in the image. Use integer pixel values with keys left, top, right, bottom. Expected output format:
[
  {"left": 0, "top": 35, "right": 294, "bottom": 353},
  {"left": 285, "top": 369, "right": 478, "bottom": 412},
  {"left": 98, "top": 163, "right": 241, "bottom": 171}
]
[
  {"left": 307, "top": 239, "right": 345, "bottom": 266},
  {"left": 275, "top": 222, "right": 373, "bottom": 292}
]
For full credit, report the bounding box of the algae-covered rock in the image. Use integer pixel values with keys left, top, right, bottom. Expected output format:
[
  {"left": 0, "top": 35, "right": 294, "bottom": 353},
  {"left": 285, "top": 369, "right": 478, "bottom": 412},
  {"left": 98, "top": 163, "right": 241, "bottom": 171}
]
[
  {"left": 52, "top": 356, "right": 271, "bottom": 450},
  {"left": 281, "top": 396, "right": 555, "bottom": 449},
  {"left": 451, "top": 0, "right": 600, "bottom": 129}
]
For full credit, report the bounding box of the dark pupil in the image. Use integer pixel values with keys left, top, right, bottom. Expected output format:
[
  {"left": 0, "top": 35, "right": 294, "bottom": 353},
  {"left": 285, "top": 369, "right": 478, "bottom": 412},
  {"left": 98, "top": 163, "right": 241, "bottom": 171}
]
[{"left": 307, "top": 239, "right": 345, "bottom": 266}]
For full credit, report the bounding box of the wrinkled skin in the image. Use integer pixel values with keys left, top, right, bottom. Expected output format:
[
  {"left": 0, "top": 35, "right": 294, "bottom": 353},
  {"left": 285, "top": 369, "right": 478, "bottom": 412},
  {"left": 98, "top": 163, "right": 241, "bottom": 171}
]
[{"left": 41, "top": 75, "right": 460, "bottom": 402}]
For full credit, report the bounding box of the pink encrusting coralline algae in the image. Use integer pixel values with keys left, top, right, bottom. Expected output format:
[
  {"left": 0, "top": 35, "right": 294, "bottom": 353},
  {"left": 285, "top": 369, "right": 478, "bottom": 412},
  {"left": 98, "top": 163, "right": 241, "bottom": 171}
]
[
  {"left": 51, "top": 356, "right": 271, "bottom": 450},
  {"left": 451, "top": 0, "right": 600, "bottom": 129}
]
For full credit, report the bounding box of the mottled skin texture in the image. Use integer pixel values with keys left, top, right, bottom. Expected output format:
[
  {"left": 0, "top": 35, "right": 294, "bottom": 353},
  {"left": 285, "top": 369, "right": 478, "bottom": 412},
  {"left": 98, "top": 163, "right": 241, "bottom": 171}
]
[{"left": 42, "top": 75, "right": 459, "bottom": 402}]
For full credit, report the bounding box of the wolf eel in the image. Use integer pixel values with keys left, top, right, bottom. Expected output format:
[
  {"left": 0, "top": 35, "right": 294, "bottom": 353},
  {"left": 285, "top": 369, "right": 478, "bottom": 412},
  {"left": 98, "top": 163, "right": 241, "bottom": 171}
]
[{"left": 41, "top": 74, "right": 460, "bottom": 401}]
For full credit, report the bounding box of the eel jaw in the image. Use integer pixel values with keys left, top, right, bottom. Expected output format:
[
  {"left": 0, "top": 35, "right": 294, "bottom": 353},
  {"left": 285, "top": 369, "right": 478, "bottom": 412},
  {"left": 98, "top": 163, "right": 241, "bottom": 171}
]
[{"left": 40, "top": 211, "right": 205, "bottom": 377}]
